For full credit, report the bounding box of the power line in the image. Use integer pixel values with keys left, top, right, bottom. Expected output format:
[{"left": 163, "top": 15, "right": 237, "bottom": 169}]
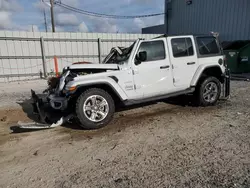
[{"left": 55, "top": 2, "right": 164, "bottom": 19}]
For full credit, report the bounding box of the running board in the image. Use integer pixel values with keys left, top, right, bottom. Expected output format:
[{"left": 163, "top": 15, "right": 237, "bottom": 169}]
[{"left": 124, "top": 88, "right": 195, "bottom": 106}]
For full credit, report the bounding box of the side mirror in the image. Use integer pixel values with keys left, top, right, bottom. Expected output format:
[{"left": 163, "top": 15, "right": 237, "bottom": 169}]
[
  {"left": 138, "top": 51, "right": 147, "bottom": 62},
  {"left": 135, "top": 51, "right": 147, "bottom": 65}
]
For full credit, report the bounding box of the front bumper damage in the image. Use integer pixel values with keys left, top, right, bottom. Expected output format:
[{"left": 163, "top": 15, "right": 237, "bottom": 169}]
[
  {"left": 17, "top": 70, "right": 75, "bottom": 130},
  {"left": 17, "top": 89, "right": 73, "bottom": 130}
]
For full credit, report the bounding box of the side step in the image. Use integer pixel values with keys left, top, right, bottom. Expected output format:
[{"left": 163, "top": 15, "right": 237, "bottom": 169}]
[{"left": 124, "top": 87, "right": 195, "bottom": 106}]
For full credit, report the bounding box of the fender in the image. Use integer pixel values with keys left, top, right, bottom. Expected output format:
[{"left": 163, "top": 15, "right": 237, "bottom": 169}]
[
  {"left": 66, "top": 76, "right": 128, "bottom": 101},
  {"left": 191, "top": 64, "right": 224, "bottom": 86}
]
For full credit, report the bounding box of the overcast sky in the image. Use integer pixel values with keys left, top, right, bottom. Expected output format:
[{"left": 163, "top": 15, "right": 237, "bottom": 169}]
[{"left": 0, "top": 0, "right": 164, "bottom": 33}]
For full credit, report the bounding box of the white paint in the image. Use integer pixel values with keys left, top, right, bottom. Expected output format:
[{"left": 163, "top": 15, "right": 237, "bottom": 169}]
[
  {"left": 69, "top": 63, "right": 118, "bottom": 70},
  {"left": 167, "top": 35, "right": 198, "bottom": 89},
  {"left": 131, "top": 38, "right": 175, "bottom": 98},
  {"left": 67, "top": 75, "right": 128, "bottom": 100},
  {"left": 191, "top": 59, "right": 224, "bottom": 86},
  {"left": 60, "top": 35, "right": 226, "bottom": 103}
]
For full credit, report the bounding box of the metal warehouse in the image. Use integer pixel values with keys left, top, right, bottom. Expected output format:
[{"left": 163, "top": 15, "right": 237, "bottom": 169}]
[{"left": 143, "top": 0, "right": 250, "bottom": 41}]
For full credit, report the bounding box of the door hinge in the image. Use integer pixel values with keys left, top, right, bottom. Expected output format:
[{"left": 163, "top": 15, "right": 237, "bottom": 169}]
[
  {"left": 134, "top": 85, "right": 136, "bottom": 90},
  {"left": 173, "top": 78, "right": 175, "bottom": 83},
  {"left": 172, "top": 64, "right": 174, "bottom": 69}
]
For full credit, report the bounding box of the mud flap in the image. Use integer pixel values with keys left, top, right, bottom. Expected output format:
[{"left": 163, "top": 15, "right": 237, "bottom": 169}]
[{"left": 223, "top": 69, "right": 230, "bottom": 98}]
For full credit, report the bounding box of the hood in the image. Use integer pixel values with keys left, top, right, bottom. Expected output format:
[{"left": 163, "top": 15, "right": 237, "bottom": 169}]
[
  {"left": 68, "top": 63, "right": 119, "bottom": 70},
  {"left": 72, "top": 61, "right": 92, "bottom": 65}
]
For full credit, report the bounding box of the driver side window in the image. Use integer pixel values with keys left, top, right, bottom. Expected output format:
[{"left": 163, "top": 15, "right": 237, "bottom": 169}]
[{"left": 137, "top": 41, "right": 166, "bottom": 62}]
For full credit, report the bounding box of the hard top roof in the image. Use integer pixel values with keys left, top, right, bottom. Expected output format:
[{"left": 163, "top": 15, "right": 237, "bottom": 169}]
[{"left": 153, "top": 34, "right": 215, "bottom": 39}]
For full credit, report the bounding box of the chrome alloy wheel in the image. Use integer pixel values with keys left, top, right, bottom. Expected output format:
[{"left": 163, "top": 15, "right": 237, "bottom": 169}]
[
  {"left": 83, "top": 95, "right": 109, "bottom": 122},
  {"left": 203, "top": 82, "right": 218, "bottom": 103}
]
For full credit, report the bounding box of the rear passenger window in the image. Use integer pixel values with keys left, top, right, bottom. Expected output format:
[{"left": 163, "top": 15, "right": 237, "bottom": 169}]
[
  {"left": 197, "top": 37, "right": 220, "bottom": 55},
  {"left": 138, "top": 40, "right": 165, "bottom": 62},
  {"left": 171, "top": 38, "right": 194, "bottom": 57}
]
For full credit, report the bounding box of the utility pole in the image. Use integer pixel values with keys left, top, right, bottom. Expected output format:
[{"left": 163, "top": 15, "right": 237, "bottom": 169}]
[
  {"left": 43, "top": 6, "right": 48, "bottom": 32},
  {"left": 50, "top": 0, "right": 55, "bottom": 32}
]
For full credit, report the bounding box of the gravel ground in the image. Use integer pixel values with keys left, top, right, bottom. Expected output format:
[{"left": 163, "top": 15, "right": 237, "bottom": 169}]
[
  {"left": 0, "top": 81, "right": 249, "bottom": 188},
  {"left": 0, "top": 79, "right": 47, "bottom": 108}
]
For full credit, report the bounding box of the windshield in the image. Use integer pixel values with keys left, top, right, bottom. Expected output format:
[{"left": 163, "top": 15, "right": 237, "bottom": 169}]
[{"left": 102, "top": 41, "right": 136, "bottom": 64}]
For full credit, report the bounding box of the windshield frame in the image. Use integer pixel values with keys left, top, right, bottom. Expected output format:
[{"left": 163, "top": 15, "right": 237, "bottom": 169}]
[{"left": 102, "top": 41, "right": 136, "bottom": 64}]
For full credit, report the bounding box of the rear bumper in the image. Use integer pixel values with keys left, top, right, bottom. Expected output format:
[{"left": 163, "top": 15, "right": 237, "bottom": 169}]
[{"left": 222, "top": 68, "right": 230, "bottom": 98}]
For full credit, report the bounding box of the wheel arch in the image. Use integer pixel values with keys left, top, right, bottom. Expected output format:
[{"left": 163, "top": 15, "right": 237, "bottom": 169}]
[
  {"left": 191, "top": 65, "right": 224, "bottom": 86},
  {"left": 74, "top": 83, "right": 126, "bottom": 107}
]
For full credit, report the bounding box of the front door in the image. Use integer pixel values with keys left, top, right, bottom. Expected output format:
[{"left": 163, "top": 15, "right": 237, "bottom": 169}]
[
  {"left": 132, "top": 39, "right": 175, "bottom": 98},
  {"left": 167, "top": 36, "right": 198, "bottom": 89}
]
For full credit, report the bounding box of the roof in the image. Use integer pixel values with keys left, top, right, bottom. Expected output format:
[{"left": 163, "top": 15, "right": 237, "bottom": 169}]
[{"left": 153, "top": 33, "right": 215, "bottom": 39}]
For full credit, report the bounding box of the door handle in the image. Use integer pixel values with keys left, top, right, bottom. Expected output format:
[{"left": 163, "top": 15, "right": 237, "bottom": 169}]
[
  {"left": 160, "top": 65, "right": 170, "bottom": 69},
  {"left": 187, "top": 62, "right": 195, "bottom": 65}
]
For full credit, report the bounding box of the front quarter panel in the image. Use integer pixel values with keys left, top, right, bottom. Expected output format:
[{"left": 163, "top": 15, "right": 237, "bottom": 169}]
[{"left": 66, "top": 76, "right": 128, "bottom": 101}]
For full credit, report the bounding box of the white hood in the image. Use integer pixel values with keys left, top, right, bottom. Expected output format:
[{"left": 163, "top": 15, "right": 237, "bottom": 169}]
[{"left": 69, "top": 64, "right": 119, "bottom": 70}]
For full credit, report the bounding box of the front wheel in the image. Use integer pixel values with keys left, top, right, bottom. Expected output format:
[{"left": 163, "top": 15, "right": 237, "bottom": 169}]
[
  {"left": 76, "top": 88, "right": 115, "bottom": 129},
  {"left": 196, "top": 76, "right": 221, "bottom": 106}
]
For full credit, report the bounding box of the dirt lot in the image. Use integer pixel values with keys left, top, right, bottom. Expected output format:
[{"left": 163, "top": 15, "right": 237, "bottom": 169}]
[{"left": 0, "top": 81, "right": 249, "bottom": 188}]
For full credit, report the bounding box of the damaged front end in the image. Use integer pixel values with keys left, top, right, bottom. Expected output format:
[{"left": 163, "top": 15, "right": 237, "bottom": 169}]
[
  {"left": 22, "top": 69, "right": 77, "bottom": 129},
  {"left": 18, "top": 43, "right": 133, "bottom": 130},
  {"left": 21, "top": 66, "right": 119, "bottom": 130}
]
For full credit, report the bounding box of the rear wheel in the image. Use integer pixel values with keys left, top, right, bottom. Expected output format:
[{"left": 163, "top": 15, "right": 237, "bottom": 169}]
[
  {"left": 76, "top": 88, "right": 115, "bottom": 129},
  {"left": 196, "top": 76, "right": 221, "bottom": 106}
]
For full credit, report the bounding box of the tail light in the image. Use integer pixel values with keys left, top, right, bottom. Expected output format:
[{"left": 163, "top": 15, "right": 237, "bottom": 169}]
[{"left": 223, "top": 55, "right": 227, "bottom": 67}]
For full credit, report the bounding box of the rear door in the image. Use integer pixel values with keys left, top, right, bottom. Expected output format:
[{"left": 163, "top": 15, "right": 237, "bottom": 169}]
[{"left": 167, "top": 36, "right": 198, "bottom": 89}]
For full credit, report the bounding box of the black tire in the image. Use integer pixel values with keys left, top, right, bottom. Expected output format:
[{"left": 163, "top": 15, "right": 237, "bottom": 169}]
[
  {"left": 196, "top": 76, "right": 221, "bottom": 106},
  {"left": 76, "top": 88, "right": 115, "bottom": 129}
]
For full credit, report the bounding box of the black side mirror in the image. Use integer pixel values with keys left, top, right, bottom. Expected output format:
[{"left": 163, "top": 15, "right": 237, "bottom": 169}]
[
  {"left": 139, "top": 51, "right": 147, "bottom": 61},
  {"left": 135, "top": 51, "right": 147, "bottom": 65}
]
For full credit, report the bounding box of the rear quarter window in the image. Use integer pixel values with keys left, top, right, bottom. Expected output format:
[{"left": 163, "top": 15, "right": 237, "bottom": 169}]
[{"left": 196, "top": 37, "right": 220, "bottom": 55}]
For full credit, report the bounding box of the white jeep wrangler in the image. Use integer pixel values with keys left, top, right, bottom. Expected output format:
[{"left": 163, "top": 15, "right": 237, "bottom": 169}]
[{"left": 33, "top": 34, "right": 230, "bottom": 129}]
